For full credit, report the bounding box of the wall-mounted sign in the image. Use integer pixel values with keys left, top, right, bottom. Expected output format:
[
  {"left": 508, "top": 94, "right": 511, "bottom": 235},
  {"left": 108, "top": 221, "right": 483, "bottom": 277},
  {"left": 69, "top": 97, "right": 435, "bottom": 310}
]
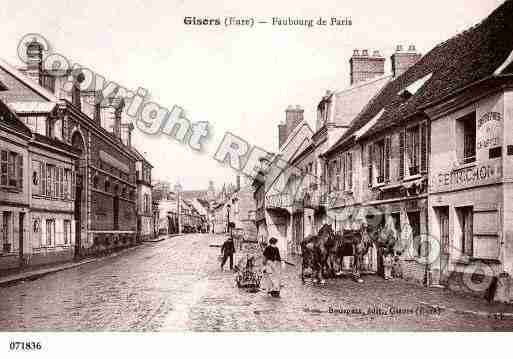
[
  {"left": 99, "top": 150, "right": 130, "bottom": 173},
  {"left": 432, "top": 161, "right": 502, "bottom": 193},
  {"left": 477, "top": 112, "right": 502, "bottom": 150}
]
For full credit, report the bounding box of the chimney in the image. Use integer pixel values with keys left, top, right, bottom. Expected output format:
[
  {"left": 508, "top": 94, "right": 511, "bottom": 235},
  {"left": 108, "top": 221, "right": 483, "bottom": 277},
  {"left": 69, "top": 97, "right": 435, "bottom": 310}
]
[
  {"left": 285, "top": 105, "right": 303, "bottom": 136},
  {"left": 278, "top": 123, "right": 287, "bottom": 148},
  {"left": 350, "top": 49, "right": 385, "bottom": 85},
  {"left": 236, "top": 174, "right": 241, "bottom": 191},
  {"left": 100, "top": 96, "right": 124, "bottom": 138},
  {"left": 391, "top": 44, "right": 422, "bottom": 78},
  {"left": 25, "top": 38, "right": 43, "bottom": 85},
  {"left": 80, "top": 90, "right": 102, "bottom": 123},
  {"left": 121, "top": 123, "right": 134, "bottom": 147}
]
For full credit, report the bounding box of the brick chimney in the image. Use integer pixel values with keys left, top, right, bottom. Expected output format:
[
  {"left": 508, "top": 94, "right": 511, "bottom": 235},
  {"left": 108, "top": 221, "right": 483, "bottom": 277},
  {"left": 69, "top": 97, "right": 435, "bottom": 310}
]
[
  {"left": 279, "top": 105, "right": 303, "bottom": 148},
  {"left": 350, "top": 49, "right": 385, "bottom": 85},
  {"left": 120, "top": 122, "right": 134, "bottom": 147},
  {"left": 25, "top": 38, "right": 43, "bottom": 85},
  {"left": 278, "top": 123, "right": 287, "bottom": 148},
  {"left": 391, "top": 44, "right": 422, "bottom": 78}
]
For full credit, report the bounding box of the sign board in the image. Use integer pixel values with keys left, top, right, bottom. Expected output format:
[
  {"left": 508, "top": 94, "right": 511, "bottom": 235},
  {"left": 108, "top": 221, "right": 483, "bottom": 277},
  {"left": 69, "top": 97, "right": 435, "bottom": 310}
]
[
  {"left": 477, "top": 112, "right": 502, "bottom": 151},
  {"left": 431, "top": 160, "right": 502, "bottom": 193}
]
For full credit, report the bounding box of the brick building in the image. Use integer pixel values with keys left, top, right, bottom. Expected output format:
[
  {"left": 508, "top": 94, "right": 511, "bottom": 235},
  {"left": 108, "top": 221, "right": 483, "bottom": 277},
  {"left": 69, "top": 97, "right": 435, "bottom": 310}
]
[{"left": 0, "top": 38, "right": 142, "bottom": 258}]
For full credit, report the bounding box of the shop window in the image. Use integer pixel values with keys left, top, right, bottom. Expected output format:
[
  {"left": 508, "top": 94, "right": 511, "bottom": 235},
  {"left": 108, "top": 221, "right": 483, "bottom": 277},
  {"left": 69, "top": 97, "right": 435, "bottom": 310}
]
[
  {"left": 457, "top": 112, "right": 476, "bottom": 164},
  {"left": 407, "top": 211, "right": 421, "bottom": 256},
  {"left": 457, "top": 206, "right": 473, "bottom": 257}
]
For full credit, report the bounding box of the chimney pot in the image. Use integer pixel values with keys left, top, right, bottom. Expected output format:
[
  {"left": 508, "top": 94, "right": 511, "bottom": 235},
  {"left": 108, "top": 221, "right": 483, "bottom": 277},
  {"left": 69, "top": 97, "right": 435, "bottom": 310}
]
[
  {"left": 295, "top": 105, "right": 302, "bottom": 110},
  {"left": 362, "top": 49, "right": 369, "bottom": 57},
  {"left": 353, "top": 49, "right": 360, "bottom": 57},
  {"left": 396, "top": 45, "right": 403, "bottom": 52},
  {"left": 373, "top": 50, "right": 381, "bottom": 57},
  {"left": 408, "top": 44, "right": 416, "bottom": 52}
]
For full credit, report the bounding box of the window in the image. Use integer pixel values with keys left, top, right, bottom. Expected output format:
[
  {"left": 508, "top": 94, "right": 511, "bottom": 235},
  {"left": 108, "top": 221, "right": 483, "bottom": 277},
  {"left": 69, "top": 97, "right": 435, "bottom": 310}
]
[
  {"left": 407, "top": 126, "right": 420, "bottom": 176},
  {"left": 144, "top": 194, "right": 151, "bottom": 213},
  {"left": 335, "top": 158, "right": 341, "bottom": 191},
  {"left": 458, "top": 113, "right": 476, "bottom": 164},
  {"left": 2, "top": 212, "right": 12, "bottom": 252},
  {"left": 46, "top": 219, "right": 55, "bottom": 246},
  {"left": 374, "top": 140, "right": 386, "bottom": 184},
  {"left": 63, "top": 220, "right": 71, "bottom": 245},
  {"left": 23, "top": 116, "right": 47, "bottom": 136},
  {"left": 105, "top": 179, "right": 111, "bottom": 193},
  {"left": 407, "top": 211, "right": 421, "bottom": 257},
  {"left": 457, "top": 207, "right": 473, "bottom": 257},
  {"left": 343, "top": 152, "right": 353, "bottom": 191},
  {"left": 0, "top": 150, "right": 23, "bottom": 189}
]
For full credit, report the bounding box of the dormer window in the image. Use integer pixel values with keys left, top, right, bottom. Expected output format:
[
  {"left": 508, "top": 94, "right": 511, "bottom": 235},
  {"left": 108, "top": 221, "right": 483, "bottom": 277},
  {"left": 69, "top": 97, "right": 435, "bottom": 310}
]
[{"left": 398, "top": 73, "right": 432, "bottom": 100}]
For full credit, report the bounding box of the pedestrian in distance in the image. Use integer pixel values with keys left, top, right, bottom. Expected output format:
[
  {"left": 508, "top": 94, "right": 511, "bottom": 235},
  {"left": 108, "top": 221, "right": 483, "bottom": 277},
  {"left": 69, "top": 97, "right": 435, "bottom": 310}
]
[
  {"left": 261, "top": 237, "right": 282, "bottom": 297},
  {"left": 220, "top": 236, "right": 236, "bottom": 271}
]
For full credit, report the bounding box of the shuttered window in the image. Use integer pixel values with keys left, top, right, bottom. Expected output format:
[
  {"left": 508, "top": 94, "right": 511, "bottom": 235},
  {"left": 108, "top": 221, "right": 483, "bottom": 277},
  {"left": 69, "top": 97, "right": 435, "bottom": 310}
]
[
  {"left": 399, "top": 130, "right": 405, "bottom": 179},
  {"left": 457, "top": 207, "right": 474, "bottom": 256},
  {"left": 420, "top": 122, "right": 428, "bottom": 173},
  {"left": 368, "top": 144, "right": 373, "bottom": 187},
  {"left": 385, "top": 137, "right": 391, "bottom": 181}
]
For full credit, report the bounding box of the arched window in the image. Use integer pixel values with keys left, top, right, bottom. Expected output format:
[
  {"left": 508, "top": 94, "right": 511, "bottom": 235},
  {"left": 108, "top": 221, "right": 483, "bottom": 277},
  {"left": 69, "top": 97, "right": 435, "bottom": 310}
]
[{"left": 92, "top": 174, "right": 99, "bottom": 189}]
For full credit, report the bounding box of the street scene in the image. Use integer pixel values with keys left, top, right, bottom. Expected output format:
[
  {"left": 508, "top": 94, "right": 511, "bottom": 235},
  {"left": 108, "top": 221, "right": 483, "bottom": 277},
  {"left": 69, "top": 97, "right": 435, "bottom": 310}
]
[
  {"left": 2, "top": 0, "right": 513, "bottom": 337},
  {"left": 1, "top": 233, "right": 513, "bottom": 331}
]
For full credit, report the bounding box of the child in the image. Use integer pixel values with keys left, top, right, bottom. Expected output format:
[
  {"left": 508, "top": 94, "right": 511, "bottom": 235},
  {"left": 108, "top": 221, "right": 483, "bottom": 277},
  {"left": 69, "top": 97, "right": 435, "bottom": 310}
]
[
  {"left": 392, "top": 254, "right": 403, "bottom": 279},
  {"left": 383, "top": 252, "right": 393, "bottom": 280}
]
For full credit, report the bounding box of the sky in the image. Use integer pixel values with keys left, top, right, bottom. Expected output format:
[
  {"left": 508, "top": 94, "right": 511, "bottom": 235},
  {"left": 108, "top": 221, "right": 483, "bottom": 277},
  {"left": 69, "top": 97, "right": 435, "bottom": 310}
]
[{"left": 0, "top": 0, "right": 504, "bottom": 191}]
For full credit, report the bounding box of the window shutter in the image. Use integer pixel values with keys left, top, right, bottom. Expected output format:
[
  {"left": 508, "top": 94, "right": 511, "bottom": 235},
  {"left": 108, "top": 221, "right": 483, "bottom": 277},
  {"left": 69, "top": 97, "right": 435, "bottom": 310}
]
[
  {"left": 368, "top": 144, "right": 373, "bottom": 186},
  {"left": 385, "top": 137, "right": 391, "bottom": 182},
  {"left": 399, "top": 131, "right": 405, "bottom": 179},
  {"left": 17, "top": 154, "right": 23, "bottom": 189},
  {"left": 420, "top": 122, "right": 428, "bottom": 173},
  {"left": 348, "top": 152, "right": 353, "bottom": 190},
  {"left": 41, "top": 162, "right": 46, "bottom": 196}
]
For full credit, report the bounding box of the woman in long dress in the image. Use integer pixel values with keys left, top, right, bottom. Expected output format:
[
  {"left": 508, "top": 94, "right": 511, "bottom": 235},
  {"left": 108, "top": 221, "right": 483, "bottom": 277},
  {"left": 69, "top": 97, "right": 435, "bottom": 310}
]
[{"left": 261, "top": 237, "right": 282, "bottom": 297}]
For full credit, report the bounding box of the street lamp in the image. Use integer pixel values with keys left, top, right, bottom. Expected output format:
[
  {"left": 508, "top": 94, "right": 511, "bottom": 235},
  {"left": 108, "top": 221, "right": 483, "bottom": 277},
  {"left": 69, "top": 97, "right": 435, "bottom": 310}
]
[{"left": 226, "top": 204, "right": 231, "bottom": 237}]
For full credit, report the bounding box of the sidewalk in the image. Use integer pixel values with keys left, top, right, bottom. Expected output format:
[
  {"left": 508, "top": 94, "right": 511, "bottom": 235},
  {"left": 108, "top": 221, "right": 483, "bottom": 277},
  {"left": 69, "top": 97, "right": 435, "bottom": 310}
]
[{"left": 0, "top": 245, "right": 141, "bottom": 288}]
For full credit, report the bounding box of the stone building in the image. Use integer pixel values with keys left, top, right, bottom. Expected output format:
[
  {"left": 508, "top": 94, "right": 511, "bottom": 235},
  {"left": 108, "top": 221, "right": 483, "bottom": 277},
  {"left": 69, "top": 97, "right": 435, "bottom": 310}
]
[
  {"left": 0, "top": 39, "right": 143, "bottom": 257},
  {"left": 0, "top": 97, "right": 79, "bottom": 271},
  {"left": 130, "top": 147, "right": 154, "bottom": 242}
]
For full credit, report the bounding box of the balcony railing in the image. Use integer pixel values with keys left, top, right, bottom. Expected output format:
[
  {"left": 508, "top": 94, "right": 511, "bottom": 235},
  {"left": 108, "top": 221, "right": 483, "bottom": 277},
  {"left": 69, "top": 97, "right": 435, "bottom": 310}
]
[{"left": 265, "top": 193, "right": 292, "bottom": 209}]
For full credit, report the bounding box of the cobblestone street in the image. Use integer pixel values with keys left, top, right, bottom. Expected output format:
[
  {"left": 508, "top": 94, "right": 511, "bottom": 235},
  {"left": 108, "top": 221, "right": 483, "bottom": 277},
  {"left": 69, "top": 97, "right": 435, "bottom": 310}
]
[{"left": 1, "top": 234, "right": 513, "bottom": 331}]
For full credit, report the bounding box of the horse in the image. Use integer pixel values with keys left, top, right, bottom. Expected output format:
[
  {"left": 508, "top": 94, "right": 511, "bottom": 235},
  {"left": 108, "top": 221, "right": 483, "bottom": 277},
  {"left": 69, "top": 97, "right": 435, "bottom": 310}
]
[
  {"left": 300, "top": 224, "right": 335, "bottom": 284},
  {"left": 325, "top": 224, "right": 374, "bottom": 283}
]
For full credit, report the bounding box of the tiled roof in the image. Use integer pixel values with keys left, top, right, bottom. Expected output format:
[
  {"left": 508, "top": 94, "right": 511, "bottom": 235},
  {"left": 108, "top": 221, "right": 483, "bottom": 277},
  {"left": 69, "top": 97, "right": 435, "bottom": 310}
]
[
  {"left": 326, "top": 0, "right": 513, "bottom": 155},
  {"left": 33, "top": 133, "right": 81, "bottom": 155},
  {"left": 0, "top": 100, "right": 31, "bottom": 137}
]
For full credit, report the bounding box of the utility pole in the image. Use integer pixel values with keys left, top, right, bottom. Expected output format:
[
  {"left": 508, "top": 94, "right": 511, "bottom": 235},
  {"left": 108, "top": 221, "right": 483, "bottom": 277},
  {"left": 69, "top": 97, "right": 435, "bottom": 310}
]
[{"left": 174, "top": 183, "right": 182, "bottom": 234}]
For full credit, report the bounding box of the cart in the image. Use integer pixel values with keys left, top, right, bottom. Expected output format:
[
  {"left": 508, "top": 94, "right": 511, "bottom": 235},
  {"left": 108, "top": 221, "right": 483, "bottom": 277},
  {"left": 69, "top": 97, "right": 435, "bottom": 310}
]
[{"left": 235, "top": 253, "right": 262, "bottom": 292}]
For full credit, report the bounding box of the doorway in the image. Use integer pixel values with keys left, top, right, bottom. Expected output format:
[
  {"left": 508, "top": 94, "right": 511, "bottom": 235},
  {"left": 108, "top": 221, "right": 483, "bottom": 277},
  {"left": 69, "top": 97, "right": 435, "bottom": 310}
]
[
  {"left": 18, "top": 212, "right": 24, "bottom": 266},
  {"left": 436, "top": 207, "right": 450, "bottom": 284}
]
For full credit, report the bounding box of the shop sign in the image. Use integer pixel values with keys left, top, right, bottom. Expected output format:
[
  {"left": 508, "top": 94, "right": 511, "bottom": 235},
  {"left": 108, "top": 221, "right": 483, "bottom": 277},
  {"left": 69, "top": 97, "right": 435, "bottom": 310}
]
[
  {"left": 477, "top": 112, "right": 501, "bottom": 150},
  {"left": 433, "top": 161, "right": 502, "bottom": 192}
]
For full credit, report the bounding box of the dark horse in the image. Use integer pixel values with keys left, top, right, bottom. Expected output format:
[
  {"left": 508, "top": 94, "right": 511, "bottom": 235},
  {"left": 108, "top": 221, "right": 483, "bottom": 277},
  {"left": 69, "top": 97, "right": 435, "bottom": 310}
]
[
  {"left": 301, "top": 223, "right": 374, "bottom": 283},
  {"left": 300, "top": 224, "right": 336, "bottom": 284}
]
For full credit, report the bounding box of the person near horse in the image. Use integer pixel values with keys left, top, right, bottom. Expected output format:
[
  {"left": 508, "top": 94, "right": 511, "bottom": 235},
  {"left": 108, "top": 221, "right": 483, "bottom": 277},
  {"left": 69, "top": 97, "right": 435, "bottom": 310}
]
[
  {"left": 261, "top": 237, "right": 282, "bottom": 297},
  {"left": 220, "top": 236, "right": 236, "bottom": 271},
  {"left": 383, "top": 251, "right": 394, "bottom": 280}
]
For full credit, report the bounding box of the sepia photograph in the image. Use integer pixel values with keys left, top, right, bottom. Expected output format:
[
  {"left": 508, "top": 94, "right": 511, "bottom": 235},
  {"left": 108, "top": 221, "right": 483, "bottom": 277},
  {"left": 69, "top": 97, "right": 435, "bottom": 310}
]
[{"left": 1, "top": 0, "right": 513, "bottom": 356}]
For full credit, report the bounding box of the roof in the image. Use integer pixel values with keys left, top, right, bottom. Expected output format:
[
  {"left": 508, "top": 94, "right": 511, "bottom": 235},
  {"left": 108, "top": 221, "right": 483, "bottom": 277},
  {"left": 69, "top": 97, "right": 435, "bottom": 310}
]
[
  {"left": 326, "top": 0, "right": 513, "bottom": 155},
  {"left": 9, "top": 101, "right": 56, "bottom": 114},
  {"left": 32, "top": 133, "right": 81, "bottom": 155},
  {"left": 129, "top": 146, "right": 153, "bottom": 167},
  {"left": 0, "top": 58, "right": 59, "bottom": 104},
  {"left": 0, "top": 99, "right": 32, "bottom": 137}
]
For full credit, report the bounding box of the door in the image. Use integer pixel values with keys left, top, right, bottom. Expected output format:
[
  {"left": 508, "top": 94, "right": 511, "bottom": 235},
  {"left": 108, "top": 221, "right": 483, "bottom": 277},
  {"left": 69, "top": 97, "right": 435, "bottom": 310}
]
[
  {"left": 74, "top": 174, "right": 83, "bottom": 258},
  {"left": 113, "top": 195, "right": 119, "bottom": 230},
  {"left": 18, "top": 212, "right": 24, "bottom": 266},
  {"left": 437, "top": 207, "right": 450, "bottom": 285}
]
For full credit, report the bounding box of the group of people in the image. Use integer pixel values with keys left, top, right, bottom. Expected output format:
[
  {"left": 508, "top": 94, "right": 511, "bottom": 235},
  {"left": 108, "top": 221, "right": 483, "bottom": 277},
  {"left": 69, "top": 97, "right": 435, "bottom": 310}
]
[{"left": 220, "top": 235, "right": 283, "bottom": 297}]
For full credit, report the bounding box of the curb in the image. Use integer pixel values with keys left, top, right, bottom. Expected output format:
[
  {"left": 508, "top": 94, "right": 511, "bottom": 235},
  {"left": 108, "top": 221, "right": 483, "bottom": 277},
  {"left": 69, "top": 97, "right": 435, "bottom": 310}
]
[
  {"left": 0, "top": 245, "right": 143, "bottom": 288},
  {"left": 418, "top": 301, "right": 513, "bottom": 320}
]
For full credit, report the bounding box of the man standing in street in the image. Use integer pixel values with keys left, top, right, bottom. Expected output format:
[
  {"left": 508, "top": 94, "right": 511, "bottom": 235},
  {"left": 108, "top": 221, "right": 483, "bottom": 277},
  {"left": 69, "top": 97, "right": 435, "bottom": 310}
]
[{"left": 221, "top": 236, "right": 236, "bottom": 271}]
